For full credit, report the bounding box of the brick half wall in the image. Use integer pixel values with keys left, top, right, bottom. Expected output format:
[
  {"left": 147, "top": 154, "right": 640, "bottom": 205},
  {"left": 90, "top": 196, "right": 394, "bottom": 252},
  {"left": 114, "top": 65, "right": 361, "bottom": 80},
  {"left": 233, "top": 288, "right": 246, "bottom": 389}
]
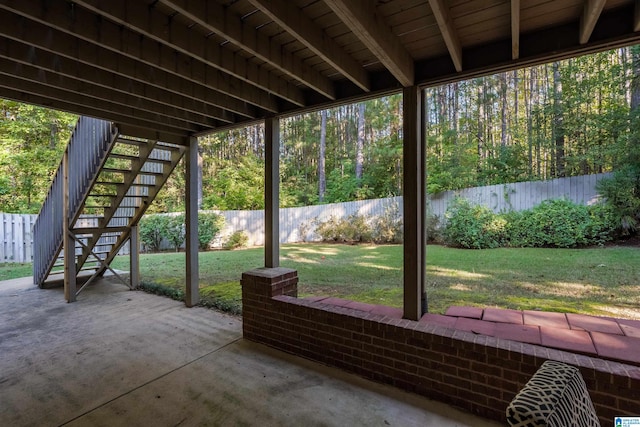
[{"left": 241, "top": 268, "right": 640, "bottom": 425}]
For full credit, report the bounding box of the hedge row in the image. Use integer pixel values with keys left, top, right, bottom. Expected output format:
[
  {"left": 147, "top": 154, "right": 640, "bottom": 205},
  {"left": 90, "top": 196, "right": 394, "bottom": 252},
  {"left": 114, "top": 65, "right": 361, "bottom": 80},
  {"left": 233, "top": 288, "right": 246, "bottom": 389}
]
[{"left": 442, "top": 198, "right": 617, "bottom": 249}]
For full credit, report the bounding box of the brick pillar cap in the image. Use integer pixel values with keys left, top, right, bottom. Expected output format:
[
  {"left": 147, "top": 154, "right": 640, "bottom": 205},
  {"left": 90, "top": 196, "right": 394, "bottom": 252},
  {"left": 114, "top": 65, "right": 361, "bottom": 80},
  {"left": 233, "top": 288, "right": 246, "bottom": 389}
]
[{"left": 242, "top": 267, "right": 297, "bottom": 278}]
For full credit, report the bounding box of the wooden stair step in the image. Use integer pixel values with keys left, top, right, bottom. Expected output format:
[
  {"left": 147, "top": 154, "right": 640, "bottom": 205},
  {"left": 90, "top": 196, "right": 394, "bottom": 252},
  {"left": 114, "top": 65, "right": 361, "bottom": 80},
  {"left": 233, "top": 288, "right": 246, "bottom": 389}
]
[
  {"left": 101, "top": 167, "right": 131, "bottom": 173},
  {"left": 109, "top": 153, "right": 138, "bottom": 161},
  {"left": 94, "top": 181, "right": 124, "bottom": 186}
]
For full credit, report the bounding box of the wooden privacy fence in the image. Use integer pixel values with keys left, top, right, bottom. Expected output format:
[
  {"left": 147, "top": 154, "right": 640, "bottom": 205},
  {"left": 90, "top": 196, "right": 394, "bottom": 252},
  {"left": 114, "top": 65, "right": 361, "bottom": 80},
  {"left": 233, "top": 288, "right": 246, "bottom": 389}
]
[
  {"left": 0, "top": 213, "right": 37, "bottom": 263},
  {"left": 1, "top": 173, "right": 612, "bottom": 262},
  {"left": 428, "top": 172, "right": 611, "bottom": 219}
]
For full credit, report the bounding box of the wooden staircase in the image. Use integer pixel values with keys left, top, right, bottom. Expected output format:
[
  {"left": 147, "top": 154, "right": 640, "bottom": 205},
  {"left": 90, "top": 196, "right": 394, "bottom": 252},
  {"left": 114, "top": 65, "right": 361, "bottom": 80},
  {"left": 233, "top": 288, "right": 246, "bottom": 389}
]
[{"left": 33, "top": 117, "right": 185, "bottom": 299}]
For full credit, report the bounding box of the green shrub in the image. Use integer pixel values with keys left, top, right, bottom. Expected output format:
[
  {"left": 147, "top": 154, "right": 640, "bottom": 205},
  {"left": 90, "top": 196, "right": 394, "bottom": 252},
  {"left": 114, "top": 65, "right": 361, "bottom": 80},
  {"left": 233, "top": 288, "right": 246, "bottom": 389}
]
[
  {"left": 164, "top": 213, "right": 186, "bottom": 251},
  {"left": 223, "top": 230, "right": 249, "bottom": 250},
  {"left": 198, "top": 212, "right": 225, "bottom": 250},
  {"left": 426, "top": 204, "right": 441, "bottom": 243},
  {"left": 596, "top": 165, "right": 640, "bottom": 235},
  {"left": 584, "top": 203, "right": 617, "bottom": 245},
  {"left": 315, "top": 214, "right": 373, "bottom": 243},
  {"left": 507, "top": 199, "right": 615, "bottom": 248},
  {"left": 442, "top": 197, "right": 506, "bottom": 249},
  {"left": 138, "top": 280, "right": 184, "bottom": 301},
  {"left": 139, "top": 215, "right": 168, "bottom": 252},
  {"left": 315, "top": 216, "right": 341, "bottom": 242},
  {"left": 344, "top": 214, "right": 374, "bottom": 243},
  {"left": 372, "top": 203, "right": 403, "bottom": 243}
]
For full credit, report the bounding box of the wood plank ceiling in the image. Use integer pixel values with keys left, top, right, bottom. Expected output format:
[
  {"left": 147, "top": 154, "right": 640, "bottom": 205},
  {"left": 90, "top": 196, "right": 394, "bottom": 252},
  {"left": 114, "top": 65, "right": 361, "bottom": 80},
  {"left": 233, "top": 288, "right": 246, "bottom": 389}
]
[{"left": 0, "top": 0, "right": 638, "bottom": 144}]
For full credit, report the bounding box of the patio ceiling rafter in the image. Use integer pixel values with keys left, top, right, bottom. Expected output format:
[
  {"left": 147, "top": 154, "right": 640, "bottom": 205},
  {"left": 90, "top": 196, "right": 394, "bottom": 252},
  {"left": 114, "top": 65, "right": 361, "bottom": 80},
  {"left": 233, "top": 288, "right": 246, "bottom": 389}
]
[
  {"left": 0, "top": 1, "right": 270, "bottom": 116},
  {"left": 0, "top": 61, "right": 210, "bottom": 132},
  {"left": 580, "top": 0, "right": 607, "bottom": 44},
  {"left": 157, "top": 0, "right": 337, "bottom": 101},
  {"left": 248, "top": 0, "right": 371, "bottom": 92},
  {"left": 0, "top": 38, "right": 229, "bottom": 126},
  {"left": 427, "top": 0, "right": 463, "bottom": 72},
  {"left": 324, "top": 0, "right": 414, "bottom": 86},
  {"left": 511, "top": 0, "right": 520, "bottom": 60},
  {"left": 0, "top": 85, "right": 188, "bottom": 145},
  {"left": 72, "top": 0, "right": 306, "bottom": 107}
]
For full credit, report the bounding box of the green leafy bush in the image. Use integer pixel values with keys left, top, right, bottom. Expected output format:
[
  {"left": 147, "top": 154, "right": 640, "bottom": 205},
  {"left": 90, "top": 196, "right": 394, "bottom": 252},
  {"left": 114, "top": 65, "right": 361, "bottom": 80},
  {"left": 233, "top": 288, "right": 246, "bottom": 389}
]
[
  {"left": 442, "top": 197, "right": 507, "bottom": 249},
  {"left": 508, "top": 199, "right": 594, "bottom": 248},
  {"left": 372, "top": 203, "right": 403, "bottom": 243},
  {"left": 223, "top": 230, "right": 249, "bottom": 250},
  {"left": 315, "top": 214, "right": 374, "bottom": 243},
  {"left": 596, "top": 165, "right": 640, "bottom": 235},
  {"left": 198, "top": 212, "right": 225, "bottom": 250},
  {"left": 138, "top": 280, "right": 184, "bottom": 301},
  {"left": 426, "top": 203, "right": 441, "bottom": 243},
  {"left": 444, "top": 198, "right": 618, "bottom": 249},
  {"left": 164, "top": 214, "right": 186, "bottom": 251},
  {"left": 139, "top": 215, "right": 168, "bottom": 252},
  {"left": 584, "top": 203, "right": 618, "bottom": 245}
]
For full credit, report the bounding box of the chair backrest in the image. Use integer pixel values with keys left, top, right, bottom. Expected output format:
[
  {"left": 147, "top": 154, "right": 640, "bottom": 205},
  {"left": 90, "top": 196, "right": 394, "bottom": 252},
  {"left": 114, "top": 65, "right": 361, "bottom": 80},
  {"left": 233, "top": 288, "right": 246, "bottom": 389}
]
[{"left": 506, "top": 360, "right": 600, "bottom": 427}]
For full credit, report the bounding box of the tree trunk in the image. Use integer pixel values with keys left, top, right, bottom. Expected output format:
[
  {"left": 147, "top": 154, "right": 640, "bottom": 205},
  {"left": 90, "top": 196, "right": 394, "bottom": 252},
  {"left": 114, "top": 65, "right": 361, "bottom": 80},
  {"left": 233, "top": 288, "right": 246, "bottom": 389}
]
[
  {"left": 476, "top": 81, "right": 484, "bottom": 172},
  {"left": 452, "top": 81, "right": 459, "bottom": 144},
  {"left": 552, "top": 62, "right": 565, "bottom": 177},
  {"left": 318, "top": 109, "right": 327, "bottom": 202},
  {"left": 526, "top": 68, "right": 534, "bottom": 176},
  {"left": 355, "top": 102, "right": 365, "bottom": 182},
  {"left": 631, "top": 45, "right": 640, "bottom": 112},
  {"left": 500, "top": 72, "right": 508, "bottom": 148}
]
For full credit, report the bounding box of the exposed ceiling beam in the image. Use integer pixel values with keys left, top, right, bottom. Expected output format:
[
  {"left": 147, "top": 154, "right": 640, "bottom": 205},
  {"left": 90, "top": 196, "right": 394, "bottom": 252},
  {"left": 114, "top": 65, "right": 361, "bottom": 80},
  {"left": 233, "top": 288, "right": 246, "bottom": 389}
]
[
  {"left": 0, "top": 38, "right": 233, "bottom": 125},
  {"left": 248, "top": 0, "right": 371, "bottom": 92},
  {"left": 159, "top": 0, "right": 336, "bottom": 101},
  {"left": 0, "top": 55, "right": 221, "bottom": 129},
  {"left": 0, "top": 3, "right": 266, "bottom": 116},
  {"left": 324, "top": 0, "right": 413, "bottom": 87},
  {"left": 580, "top": 0, "right": 606, "bottom": 44},
  {"left": 73, "top": 0, "right": 305, "bottom": 107},
  {"left": 0, "top": 76, "right": 196, "bottom": 137},
  {"left": 427, "top": 0, "right": 463, "bottom": 72},
  {"left": 511, "top": 0, "right": 520, "bottom": 60},
  {"left": 635, "top": 0, "right": 640, "bottom": 32},
  {"left": 0, "top": 83, "right": 188, "bottom": 145}
]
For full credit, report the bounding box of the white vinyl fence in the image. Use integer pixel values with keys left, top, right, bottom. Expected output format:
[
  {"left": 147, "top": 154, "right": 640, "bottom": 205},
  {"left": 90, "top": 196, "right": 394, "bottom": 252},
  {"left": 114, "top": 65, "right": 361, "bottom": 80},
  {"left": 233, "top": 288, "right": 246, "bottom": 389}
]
[{"left": 1, "top": 173, "right": 612, "bottom": 262}]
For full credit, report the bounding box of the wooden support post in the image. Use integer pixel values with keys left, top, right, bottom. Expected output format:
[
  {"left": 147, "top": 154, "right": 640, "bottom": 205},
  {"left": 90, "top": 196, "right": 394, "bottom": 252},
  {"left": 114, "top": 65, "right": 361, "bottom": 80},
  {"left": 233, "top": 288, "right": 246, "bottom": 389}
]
[
  {"left": 130, "top": 225, "right": 140, "bottom": 290},
  {"left": 265, "top": 116, "right": 280, "bottom": 268},
  {"left": 185, "top": 136, "right": 200, "bottom": 307},
  {"left": 63, "top": 150, "right": 76, "bottom": 302},
  {"left": 403, "top": 86, "right": 426, "bottom": 320}
]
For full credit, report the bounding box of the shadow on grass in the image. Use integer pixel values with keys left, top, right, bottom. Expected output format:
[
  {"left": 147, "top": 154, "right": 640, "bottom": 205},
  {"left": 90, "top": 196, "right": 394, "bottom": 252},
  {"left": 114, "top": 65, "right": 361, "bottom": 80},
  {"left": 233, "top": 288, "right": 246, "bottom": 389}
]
[{"left": 115, "top": 243, "right": 640, "bottom": 319}]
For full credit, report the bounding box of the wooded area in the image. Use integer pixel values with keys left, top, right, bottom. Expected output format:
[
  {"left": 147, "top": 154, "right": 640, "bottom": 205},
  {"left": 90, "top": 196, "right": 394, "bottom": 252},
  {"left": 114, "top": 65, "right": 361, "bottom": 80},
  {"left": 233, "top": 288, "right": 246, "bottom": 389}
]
[{"left": 1, "top": 46, "right": 640, "bottom": 214}]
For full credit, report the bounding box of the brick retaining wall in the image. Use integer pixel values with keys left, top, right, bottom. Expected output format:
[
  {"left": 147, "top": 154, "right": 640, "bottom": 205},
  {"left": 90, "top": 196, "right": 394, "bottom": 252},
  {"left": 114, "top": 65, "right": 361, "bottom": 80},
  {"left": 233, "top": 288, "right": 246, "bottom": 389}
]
[{"left": 242, "top": 268, "right": 640, "bottom": 425}]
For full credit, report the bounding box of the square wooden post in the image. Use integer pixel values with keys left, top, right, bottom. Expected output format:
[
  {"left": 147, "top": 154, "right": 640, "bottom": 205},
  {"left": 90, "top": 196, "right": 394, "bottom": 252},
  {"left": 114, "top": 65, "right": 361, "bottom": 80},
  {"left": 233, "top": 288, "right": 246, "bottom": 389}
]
[
  {"left": 63, "top": 149, "right": 76, "bottom": 302},
  {"left": 265, "top": 117, "right": 280, "bottom": 268},
  {"left": 403, "top": 86, "right": 426, "bottom": 320},
  {"left": 130, "top": 224, "right": 140, "bottom": 289},
  {"left": 185, "top": 136, "right": 199, "bottom": 307}
]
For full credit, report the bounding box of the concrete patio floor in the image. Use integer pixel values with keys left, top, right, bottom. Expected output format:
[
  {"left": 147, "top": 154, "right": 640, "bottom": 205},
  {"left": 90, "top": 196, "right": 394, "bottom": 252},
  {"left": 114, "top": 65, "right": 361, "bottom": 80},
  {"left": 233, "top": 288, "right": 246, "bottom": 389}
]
[{"left": 0, "top": 276, "right": 501, "bottom": 427}]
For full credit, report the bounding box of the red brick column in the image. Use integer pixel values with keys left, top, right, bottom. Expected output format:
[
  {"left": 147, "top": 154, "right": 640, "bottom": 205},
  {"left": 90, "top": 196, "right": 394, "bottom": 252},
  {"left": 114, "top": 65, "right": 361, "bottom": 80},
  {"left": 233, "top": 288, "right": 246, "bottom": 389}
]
[{"left": 241, "top": 267, "right": 298, "bottom": 341}]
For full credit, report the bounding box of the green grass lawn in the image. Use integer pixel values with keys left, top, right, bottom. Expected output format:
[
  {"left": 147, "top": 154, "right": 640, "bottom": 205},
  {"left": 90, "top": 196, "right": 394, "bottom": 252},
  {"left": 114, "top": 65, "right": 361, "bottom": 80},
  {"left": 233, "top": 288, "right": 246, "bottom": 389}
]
[
  {"left": 0, "top": 263, "right": 32, "bottom": 281},
  {"left": 108, "top": 243, "right": 640, "bottom": 319},
  {"left": 4, "top": 244, "right": 639, "bottom": 319}
]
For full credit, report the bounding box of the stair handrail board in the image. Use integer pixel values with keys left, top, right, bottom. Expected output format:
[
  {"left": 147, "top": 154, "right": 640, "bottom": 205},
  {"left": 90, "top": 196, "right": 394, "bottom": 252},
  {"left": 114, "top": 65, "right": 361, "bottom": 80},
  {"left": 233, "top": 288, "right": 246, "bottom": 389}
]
[{"left": 32, "top": 117, "right": 118, "bottom": 287}]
